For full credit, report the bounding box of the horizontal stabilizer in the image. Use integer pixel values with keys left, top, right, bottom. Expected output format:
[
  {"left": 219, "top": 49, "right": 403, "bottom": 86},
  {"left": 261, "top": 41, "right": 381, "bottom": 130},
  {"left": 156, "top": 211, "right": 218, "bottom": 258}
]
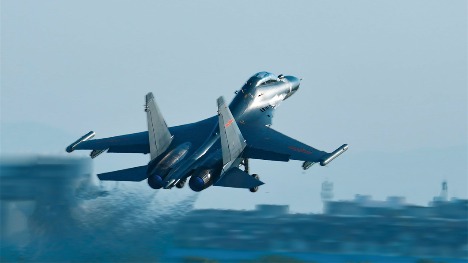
[
  {"left": 214, "top": 167, "right": 264, "bottom": 189},
  {"left": 98, "top": 165, "right": 148, "bottom": 182}
]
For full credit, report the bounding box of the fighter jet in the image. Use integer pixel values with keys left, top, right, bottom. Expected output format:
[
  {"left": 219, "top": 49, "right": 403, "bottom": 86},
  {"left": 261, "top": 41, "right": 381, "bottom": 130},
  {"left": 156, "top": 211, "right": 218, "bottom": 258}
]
[{"left": 66, "top": 72, "right": 348, "bottom": 192}]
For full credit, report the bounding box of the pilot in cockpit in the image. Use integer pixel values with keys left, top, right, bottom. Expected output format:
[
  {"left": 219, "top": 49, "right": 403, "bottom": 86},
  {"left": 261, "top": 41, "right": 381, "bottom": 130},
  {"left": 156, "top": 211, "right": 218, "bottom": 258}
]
[{"left": 245, "top": 71, "right": 279, "bottom": 88}]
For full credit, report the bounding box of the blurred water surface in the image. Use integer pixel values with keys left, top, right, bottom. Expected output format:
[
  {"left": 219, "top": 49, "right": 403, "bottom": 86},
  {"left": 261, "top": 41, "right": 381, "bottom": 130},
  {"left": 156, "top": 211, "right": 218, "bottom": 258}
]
[{"left": 0, "top": 156, "right": 197, "bottom": 262}]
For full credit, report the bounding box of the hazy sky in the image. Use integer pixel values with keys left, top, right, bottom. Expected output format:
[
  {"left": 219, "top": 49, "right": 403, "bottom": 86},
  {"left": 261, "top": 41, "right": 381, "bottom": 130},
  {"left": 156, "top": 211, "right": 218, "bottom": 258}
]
[{"left": 1, "top": 0, "right": 466, "bottom": 212}]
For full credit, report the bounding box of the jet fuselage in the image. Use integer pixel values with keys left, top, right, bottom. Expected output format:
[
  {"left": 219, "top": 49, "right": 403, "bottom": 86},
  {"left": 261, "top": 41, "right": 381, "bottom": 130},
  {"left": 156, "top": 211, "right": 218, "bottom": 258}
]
[{"left": 149, "top": 72, "right": 301, "bottom": 190}]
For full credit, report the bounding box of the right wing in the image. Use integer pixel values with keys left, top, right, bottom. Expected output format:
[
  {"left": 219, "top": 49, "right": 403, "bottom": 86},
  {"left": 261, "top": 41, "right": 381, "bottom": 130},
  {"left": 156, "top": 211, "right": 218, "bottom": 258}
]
[{"left": 241, "top": 124, "right": 344, "bottom": 165}]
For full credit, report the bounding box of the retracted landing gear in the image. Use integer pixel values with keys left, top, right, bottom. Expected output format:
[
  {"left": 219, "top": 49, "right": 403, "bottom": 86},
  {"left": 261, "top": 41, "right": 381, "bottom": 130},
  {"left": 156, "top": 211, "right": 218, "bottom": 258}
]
[
  {"left": 241, "top": 158, "right": 250, "bottom": 174},
  {"left": 242, "top": 158, "right": 260, "bottom": 193},
  {"left": 176, "top": 179, "right": 186, "bottom": 189}
]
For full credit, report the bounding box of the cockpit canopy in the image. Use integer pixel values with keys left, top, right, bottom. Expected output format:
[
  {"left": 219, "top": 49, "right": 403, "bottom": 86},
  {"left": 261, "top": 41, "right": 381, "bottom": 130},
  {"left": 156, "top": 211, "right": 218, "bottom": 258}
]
[{"left": 246, "top": 72, "right": 278, "bottom": 87}]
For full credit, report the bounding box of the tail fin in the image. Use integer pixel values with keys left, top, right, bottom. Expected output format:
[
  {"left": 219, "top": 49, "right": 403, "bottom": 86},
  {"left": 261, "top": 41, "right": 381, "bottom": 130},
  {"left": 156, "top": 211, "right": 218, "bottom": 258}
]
[
  {"left": 217, "top": 96, "right": 246, "bottom": 166},
  {"left": 146, "top": 92, "right": 172, "bottom": 160}
]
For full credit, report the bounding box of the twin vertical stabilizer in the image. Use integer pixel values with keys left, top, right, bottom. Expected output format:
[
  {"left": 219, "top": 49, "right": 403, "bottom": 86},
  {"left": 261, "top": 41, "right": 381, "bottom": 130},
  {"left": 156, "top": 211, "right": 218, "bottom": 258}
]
[
  {"left": 217, "top": 96, "right": 246, "bottom": 167},
  {"left": 146, "top": 92, "right": 172, "bottom": 160},
  {"left": 215, "top": 96, "right": 264, "bottom": 189}
]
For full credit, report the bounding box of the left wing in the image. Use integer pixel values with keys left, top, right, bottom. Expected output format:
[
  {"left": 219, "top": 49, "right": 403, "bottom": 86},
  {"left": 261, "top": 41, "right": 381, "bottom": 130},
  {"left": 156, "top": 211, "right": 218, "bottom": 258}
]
[
  {"left": 241, "top": 125, "right": 347, "bottom": 165},
  {"left": 72, "top": 131, "right": 150, "bottom": 154},
  {"left": 67, "top": 116, "right": 218, "bottom": 156}
]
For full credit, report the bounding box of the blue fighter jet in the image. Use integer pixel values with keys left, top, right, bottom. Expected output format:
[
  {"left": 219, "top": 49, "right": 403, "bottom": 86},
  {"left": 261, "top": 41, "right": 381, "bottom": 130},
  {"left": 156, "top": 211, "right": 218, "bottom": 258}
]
[{"left": 66, "top": 72, "right": 348, "bottom": 192}]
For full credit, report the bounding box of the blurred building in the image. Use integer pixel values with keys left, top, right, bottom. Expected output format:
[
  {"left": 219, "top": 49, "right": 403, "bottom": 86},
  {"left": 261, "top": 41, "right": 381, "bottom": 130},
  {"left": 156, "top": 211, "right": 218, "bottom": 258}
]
[
  {"left": 432, "top": 180, "right": 449, "bottom": 203},
  {"left": 167, "top": 199, "right": 468, "bottom": 262},
  {"left": 320, "top": 180, "right": 333, "bottom": 212}
]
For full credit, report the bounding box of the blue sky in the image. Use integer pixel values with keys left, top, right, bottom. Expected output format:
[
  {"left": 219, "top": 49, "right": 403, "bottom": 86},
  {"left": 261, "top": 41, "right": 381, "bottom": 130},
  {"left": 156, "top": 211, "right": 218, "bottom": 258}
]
[{"left": 1, "top": 0, "right": 466, "bottom": 212}]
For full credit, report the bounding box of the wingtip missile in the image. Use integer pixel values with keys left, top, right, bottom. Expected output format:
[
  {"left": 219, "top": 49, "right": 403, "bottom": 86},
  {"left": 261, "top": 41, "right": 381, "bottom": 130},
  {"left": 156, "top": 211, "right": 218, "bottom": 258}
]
[
  {"left": 66, "top": 131, "right": 95, "bottom": 153},
  {"left": 320, "top": 144, "right": 349, "bottom": 166}
]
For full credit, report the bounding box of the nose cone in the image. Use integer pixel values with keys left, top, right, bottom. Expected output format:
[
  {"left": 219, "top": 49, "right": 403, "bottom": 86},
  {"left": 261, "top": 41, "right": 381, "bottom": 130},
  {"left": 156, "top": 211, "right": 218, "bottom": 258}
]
[{"left": 284, "top": 76, "right": 301, "bottom": 99}]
